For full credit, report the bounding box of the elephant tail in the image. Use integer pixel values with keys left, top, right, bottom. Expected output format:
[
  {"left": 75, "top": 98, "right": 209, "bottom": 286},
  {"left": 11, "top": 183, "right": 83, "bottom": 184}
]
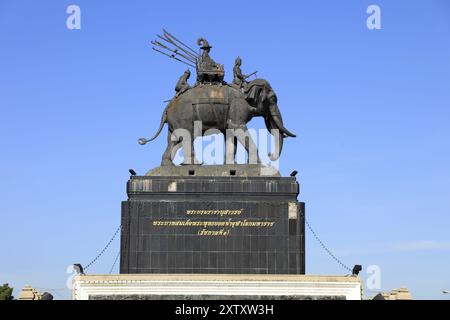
[{"left": 147, "top": 104, "right": 168, "bottom": 142}]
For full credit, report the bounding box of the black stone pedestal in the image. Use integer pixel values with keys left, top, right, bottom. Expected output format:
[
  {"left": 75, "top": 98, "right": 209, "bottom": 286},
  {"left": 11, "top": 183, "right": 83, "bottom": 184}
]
[{"left": 120, "top": 165, "right": 305, "bottom": 274}]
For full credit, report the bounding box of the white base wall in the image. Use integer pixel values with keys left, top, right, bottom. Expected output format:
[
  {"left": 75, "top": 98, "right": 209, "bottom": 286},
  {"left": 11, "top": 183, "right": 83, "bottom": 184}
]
[{"left": 72, "top": 274, "right": 362, "bottom": 300}]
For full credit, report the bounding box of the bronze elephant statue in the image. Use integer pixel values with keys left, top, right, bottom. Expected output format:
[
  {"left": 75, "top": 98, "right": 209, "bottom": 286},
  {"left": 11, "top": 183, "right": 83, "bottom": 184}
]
[{"left": 139, "top": 79, "right": 295, "bottom": 166}]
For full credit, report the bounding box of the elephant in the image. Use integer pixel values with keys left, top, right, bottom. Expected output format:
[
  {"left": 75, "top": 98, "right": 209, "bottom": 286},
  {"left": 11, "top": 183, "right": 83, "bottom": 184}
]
[{"left": 139, "top": 79, "right": 296, "bottom": 166}]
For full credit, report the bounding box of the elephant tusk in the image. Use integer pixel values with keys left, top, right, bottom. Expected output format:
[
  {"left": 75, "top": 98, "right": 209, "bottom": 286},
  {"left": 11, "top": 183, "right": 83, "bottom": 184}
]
[{"left": 271, "top": 115, "right": 296, "bottom": 138}]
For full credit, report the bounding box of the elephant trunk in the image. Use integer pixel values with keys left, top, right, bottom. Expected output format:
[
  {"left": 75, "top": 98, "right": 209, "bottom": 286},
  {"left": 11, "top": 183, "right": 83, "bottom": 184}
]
[
  {"left": 265, "top": 104, "right": 296, "bottom": 161},
  {"left": 268, "top": 127, "right": 283, "bottom": 161}
]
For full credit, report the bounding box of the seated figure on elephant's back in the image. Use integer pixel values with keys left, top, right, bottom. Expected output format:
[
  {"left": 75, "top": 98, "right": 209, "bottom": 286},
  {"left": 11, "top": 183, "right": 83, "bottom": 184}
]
[
  {"left": 196, "top": 38, "right": 225, "bottom": 85},
  {"left": 175, "top": 69, "right": 191, "bottom": 97},
  {"left": 232, "top": 56, "right": 248, "bottom": 91}
]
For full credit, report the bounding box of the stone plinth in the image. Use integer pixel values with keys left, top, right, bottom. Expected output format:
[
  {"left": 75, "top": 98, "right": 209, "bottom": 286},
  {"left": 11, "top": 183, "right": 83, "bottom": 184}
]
[
  {"left": 120, "top": 165, "right": 305, "bottom": 274},
  {"left": 72, "top": 274, "right": 363, "bottom": 300}
]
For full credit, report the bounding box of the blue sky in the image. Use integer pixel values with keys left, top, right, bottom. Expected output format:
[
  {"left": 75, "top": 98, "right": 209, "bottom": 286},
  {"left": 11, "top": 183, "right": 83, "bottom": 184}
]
[{"left": 0, "top": 0, "right": 449, "bottom": 300}]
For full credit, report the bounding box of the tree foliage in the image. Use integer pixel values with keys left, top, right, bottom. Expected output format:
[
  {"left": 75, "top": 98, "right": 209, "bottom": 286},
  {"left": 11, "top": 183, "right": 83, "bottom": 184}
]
[{"left": 0, "top": 283, "right": 14, "bottom": 300}]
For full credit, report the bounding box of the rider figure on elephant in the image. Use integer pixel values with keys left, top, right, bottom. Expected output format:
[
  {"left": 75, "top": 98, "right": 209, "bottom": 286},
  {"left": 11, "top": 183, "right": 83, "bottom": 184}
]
[
  {"left": 232, "top": 56, "right": 248, "bottom": 90},
  {"left": 196, "top": 38, "right": 224, "bottom": 84}
]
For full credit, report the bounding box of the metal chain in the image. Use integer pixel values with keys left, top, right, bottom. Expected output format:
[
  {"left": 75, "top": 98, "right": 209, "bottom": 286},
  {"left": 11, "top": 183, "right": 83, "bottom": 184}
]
[
  {"left": 84, "top": 225, "right": 121, "bottom": 271},
  {"left": 305, "top": 218, "right": 353, "bottom": 273},
  {"left": 109, "top": 251, "right": 120, "bottom": 274},
  {"left": 84, "top": 220, "right": 351, "bottom": 274}
]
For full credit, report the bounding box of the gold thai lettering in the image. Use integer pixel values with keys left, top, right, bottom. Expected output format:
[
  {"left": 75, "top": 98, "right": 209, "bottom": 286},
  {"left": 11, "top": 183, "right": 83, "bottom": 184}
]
[
  {"left": 197, "top": 228, "right": 230, "bottom": 236},
  {"left": 185, "top": 209, "right": 244, "bottom": 216},
  {"left": 152, "top": 219, "right": 275, "bottom": 228}
]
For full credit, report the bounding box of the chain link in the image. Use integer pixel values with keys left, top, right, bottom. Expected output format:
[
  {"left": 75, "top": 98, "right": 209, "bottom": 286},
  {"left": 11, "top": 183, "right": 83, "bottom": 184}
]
[
  {"left": 84, "top": 225, "right": 121, "bottom": 271},
  {"left": 84, "top": 218, "right": 351, "bottom": 274},
  {"left": 305, "top": 218, "right": 353, "bottom": 273},
  {"left": 109, "top": 251, "right": 121, "bottom": 274}
]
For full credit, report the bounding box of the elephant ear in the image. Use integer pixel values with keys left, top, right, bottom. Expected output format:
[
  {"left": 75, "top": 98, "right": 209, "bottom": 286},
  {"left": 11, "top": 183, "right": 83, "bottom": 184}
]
[
  {"left": 244, "top": 85, "right": 258, "bottom": 104},
  {"left": 244, "top": 81, "right": 266, "bottom": 104}
]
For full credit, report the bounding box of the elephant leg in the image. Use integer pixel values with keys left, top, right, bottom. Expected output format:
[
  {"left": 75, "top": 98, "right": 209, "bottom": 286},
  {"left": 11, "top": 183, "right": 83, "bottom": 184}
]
[
  {"left": 225, "top": 136, "right": 238, "bottom": 164},
  {"left": 161, "top": 130, "right": 177, "bottom": 166},
  {"left": 181, "top": 138, "right": 202, "bottom": 165},
  {"left": 225, "top": 129, "right": 236, "bottom": 164},
  {"left": 226, "top": 122, "right": 261, "bottom": 164},
  {"left": 233, "top": 136, "right": 238, "bottom": 160},
  {"left": 238, "top": 126, "right": 261, "bottom": 164},
  {"left": 165, "top": 140, "right": 202, "bottom": 165},
  {"left": 191, "top": 139, "right": 202, "bottom": 165},
  {"left": 178, "top": 134, "right": 193, "bottom": 165},
  {"left": 171, "top": 141, "right": 183, "bottom": 161}
]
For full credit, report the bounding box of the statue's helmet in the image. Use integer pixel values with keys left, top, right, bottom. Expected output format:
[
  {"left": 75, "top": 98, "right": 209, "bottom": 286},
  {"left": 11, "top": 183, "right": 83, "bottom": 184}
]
[
  {"left": 197, "top": 38, "right": 212, "bottom": 50},
  {"left": 235, "top": 56, "right": 242, "bottom": 65}
]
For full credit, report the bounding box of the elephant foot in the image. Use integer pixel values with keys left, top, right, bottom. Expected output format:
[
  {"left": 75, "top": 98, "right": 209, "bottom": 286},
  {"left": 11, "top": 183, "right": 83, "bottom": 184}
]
[
  {"left": 193, "top": 158, "right": 203, "bottom": 165},
  {"left": 181, "top": 160, "right": 203, "bottom": 166},
  {"left": 247, "top": 157, "right": 262, "bottom": 165},
  {"left": 179, "top": 155, "right": 203, "bottom": 165},
  {"left": 161, "top": 158, "right": 174, "bottom": 166}
]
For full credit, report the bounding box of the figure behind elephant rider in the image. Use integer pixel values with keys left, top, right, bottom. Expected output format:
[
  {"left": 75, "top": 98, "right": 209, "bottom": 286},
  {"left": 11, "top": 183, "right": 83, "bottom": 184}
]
[
  {"left": 196, "top": 38, "right": 224, "bottom": 84},
  {"left": 175, "top": 69, "right": 191, "bottom": 97},
  {"left": 232, "top": 56, "right": 249, "bottom": 91}
]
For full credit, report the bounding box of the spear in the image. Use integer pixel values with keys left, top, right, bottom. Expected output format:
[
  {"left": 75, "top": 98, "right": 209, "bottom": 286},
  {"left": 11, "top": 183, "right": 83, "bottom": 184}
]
[
  {"left": 244, "top": 71, "right": 258, "bottom": 79},
  {"left": 162, "top": 29, "right": 199, "bottom": 57},
  {"left": 157, "top": 34, "right": 199, "bottom": 62},
  {"left": 152, "top": 40, "right": 197, "bottom": 64},
  {"left": 151, "top": 47, "right": 196, "bottom": 68}
]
